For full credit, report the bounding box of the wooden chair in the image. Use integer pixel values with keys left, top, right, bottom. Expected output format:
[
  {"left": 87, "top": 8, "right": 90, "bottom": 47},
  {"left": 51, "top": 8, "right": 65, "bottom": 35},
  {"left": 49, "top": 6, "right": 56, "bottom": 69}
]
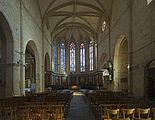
[
  {"left": 113, "top": 118, "right": 130, "bottom": 120},
  {"left": 55, "top": 106, "right": 64, "bottom": 120},
  {"left": 135, "top": 108, "right": 151, "bottom": 120},
  {"left": 100, "top": 104, "right": 112, "bottom": 120},
  {"left": 121, "top": 108, "right": 135, "bottom": 120},
  {"left": 105, "top": 108, "right": 119, "bottom": 120}
]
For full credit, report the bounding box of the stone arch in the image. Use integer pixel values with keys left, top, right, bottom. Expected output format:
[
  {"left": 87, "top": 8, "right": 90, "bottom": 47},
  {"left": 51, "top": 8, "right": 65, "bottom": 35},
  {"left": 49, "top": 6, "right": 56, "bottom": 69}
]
[
  {"left": 0, "top": 12, "right": 13, "bottom": 97},
  {"left": 44, "top": 53, "right": 50, "bottom": 89},
  {"left": 25, "top": 40, "right": 39, "bottom": 93},
  {"left": 113, "top": 34, "right": 128, "bottom": 92},
  {"left": 144, "top": 59, "right": 155, "bottom": 100}
]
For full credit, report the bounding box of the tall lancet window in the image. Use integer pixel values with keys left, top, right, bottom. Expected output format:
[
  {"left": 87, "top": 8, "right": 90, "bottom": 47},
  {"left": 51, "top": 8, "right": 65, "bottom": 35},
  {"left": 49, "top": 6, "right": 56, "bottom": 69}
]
[
  {"left": 89, "top": 41, "right": 94, "bottom": 71},
  {"left": 80, "top": 43, "right": 85, "bottom": 72},
  {"left": 54, "top": 44, "right": 57, "bottom": 72},
  {"left": 60, "top": 43, "right": 66, "bottom": 73},
  {"left": 70, "top": 42, "right": 76, "bottom": 72}
]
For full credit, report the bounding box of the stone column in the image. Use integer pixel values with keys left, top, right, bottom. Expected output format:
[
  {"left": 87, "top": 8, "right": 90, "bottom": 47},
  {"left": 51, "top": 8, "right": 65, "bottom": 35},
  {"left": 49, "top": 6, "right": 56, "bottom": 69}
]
[{"left": 94, "top": 42, "right": 97, "bottom": 70}]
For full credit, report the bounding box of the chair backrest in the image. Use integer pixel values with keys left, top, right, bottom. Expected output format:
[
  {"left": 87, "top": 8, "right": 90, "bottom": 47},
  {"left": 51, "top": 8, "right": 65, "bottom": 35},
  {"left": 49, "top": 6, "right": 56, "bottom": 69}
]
[
  {"left": 121, "top": 108, "right": 135, "bottom": 119},
  {"left": 106, "top": 108, "right": 119, "bottom": 119},
  {"left": 113, "top": 118, "right": 130, "bottom": 120},
  {"left": 136, "top": 108, "right": 150, "bottom": 119}
]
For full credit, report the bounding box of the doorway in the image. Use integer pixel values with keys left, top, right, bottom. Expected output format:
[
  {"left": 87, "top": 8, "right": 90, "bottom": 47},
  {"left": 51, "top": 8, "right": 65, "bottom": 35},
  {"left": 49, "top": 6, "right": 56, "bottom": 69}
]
[
  {"left": 25, "top": 44, "right": 36, "bottom": 93},
  {"left": 145, "top": 60, "right": 155, "bottom": 100},
  {"left": 114, "top": 35, "right": 128, "bottom": 92},
  {"left": 44, "top": 53, "right": 50, "bottom": 89}
]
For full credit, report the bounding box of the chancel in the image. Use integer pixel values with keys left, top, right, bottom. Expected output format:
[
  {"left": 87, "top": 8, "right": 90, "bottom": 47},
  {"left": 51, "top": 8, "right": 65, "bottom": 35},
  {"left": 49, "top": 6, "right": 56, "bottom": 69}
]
[{"left": 0, "top": 0, "right": 155, "bottom": 120}]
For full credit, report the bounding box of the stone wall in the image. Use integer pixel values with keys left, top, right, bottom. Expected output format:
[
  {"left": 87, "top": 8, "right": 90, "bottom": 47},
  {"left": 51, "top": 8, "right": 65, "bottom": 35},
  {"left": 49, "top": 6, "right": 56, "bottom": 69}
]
[
  {"left": 131, "top": 0, "right": 154, "bottom": 97},
  {"left": 0, "top": 0, "right": 154, "bottom": 97},
  {"left": 98, "top": 0, "right": 155, "bottom": 97},
  {"left": 0, "top": 0, "right": 45, "bottom": 96}
]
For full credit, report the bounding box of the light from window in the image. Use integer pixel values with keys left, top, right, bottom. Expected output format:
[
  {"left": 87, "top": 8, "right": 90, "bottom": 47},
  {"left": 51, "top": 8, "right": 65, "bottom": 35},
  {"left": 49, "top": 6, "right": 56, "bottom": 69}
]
[
  {"left": 54, "top": 45, "right": 57, "bottom": 72},
  {"left": 60, "top": 43, "right": 66, "bottom": 73},
  {"left": 102, "top": 21, "right": 106, "bottom": 32},
  {"left": 89, "top": 41, "right": 94, "bottom": 71},
  {"left": 80, "top": 43, "right": 85, "bottom": 72},
  {"left": 70, "top": 42, "right": 76, "bottom": 72},
  {"left": 147, "top": 0, "right": 152, "bottom": 5}
]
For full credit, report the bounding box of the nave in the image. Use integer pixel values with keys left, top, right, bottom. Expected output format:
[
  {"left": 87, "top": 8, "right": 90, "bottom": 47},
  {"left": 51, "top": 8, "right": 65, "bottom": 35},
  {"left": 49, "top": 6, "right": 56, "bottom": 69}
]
[
  {"left": 1, "top": 89, "right": 155, "bottom": 120},
  {"left": 0, "top": 90, "right": 96, "bottom": 120},
  {"left": 0, "top": 0, "right": 155, "bottom": 119},
  {"left": 65, "top": 92, "right": 95, "bottom": 120}
]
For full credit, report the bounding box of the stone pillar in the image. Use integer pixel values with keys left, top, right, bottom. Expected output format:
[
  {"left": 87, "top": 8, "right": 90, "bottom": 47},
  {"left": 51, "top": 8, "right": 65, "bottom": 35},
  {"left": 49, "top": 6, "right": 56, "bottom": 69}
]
[
  {"left": 128, "top": 0, "right": 133, "bottom": 95},
  {"left": 51, "top": 44, "right": 54, "bottom": 71},
  {"left": 13, "top": 65, "right": 20, "bottom": 96},
  {"left": 94, "top": 42, "right": 97, "bottom": 70},
  {"left": 20, "top": 55, "right": 25, "bottom": 95}
]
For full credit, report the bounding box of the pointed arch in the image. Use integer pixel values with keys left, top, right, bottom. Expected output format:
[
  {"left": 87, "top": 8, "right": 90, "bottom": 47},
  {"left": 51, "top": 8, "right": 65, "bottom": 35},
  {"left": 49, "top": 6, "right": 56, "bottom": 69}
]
[
  {"left": 144, "top": 59, "right": 155, "bottom": 100},
  {"left": 25, "top": 40, "right": 39, "bottom": 93},
  {"left": 113, "top": 34, "right": 128, "bottom": 92},
  {"left": 0, "top": 12, "right": 13, "bottom": 97},
  {"left": 44, "top": 53, "right": 50, "bottom": 88}
]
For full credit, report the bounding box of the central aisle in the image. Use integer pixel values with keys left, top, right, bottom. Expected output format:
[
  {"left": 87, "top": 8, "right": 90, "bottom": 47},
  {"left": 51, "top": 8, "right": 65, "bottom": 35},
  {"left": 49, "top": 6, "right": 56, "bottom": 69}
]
[{"left": 65, "top": 91, "right": 96, "bottom": 120}]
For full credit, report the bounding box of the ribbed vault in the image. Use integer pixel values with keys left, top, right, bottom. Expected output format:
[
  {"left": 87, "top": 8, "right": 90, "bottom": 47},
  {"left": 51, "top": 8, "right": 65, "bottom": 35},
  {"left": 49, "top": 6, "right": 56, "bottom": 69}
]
[{"left": 38, "top": 0, "right": 113, "bottom": 42}]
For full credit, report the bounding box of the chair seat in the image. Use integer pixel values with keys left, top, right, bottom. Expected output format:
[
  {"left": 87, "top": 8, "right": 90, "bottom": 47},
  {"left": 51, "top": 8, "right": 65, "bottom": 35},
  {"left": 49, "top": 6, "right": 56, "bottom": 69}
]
[
  {"left": 113, "top": 118, "right": 130, "bottom": 120},
  {"left": 134, "top": 117, "right": 151, "bottom": 120}
]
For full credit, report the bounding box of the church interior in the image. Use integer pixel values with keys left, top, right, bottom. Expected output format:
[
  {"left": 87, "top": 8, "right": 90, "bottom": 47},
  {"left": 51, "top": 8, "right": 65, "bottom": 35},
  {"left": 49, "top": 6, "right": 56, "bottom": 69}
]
[{"left": 0, "top": 0, "right": 155, "bottom": 120}]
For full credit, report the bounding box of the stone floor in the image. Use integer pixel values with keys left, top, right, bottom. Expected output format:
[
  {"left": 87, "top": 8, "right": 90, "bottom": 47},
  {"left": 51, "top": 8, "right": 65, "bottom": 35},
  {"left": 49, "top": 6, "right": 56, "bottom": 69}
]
[{"left": 65, "top": 91, "right": 96, "bottom": 120}]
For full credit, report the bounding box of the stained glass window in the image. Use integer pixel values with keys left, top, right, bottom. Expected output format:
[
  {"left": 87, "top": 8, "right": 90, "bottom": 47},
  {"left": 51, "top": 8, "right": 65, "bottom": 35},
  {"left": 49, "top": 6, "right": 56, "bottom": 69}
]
[
  {"left": 70, "top": 42, "right": 76, "bottom": 72},
  {"left": 80, "top": 43, "right": 85, "bottom": 72},
  {"left": 60, "top": 43, "right": 66, "bottom": 72},
  {"left": 54, "top": 45, "right": 57, "bottom": 72},
  {"left": 89, "top": 41, "right": 94, "bottom": 71}
]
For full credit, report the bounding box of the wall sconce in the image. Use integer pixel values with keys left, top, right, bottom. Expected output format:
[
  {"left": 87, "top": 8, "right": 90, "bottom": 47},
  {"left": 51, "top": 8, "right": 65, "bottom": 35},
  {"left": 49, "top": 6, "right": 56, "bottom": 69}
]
[
  {"left": 16, "top": 60, "right": 27, "bottom": 67},
  {"left": 16, "top": 60, "right": 21, "bottom": 66},
  {"left": 127, "top": 64, "right": 130, "bottom": 69}
]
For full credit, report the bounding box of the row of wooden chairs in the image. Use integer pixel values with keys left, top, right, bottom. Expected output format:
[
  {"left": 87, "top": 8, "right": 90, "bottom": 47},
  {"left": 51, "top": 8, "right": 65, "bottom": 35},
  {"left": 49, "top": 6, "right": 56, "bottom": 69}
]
[
  {"left": 0, "top": 104, "right": 65, "bottom": 120},
  {"left": 102, "top": 108, "right": 151, "bottom": 120},
  {"left": 0, "top": 91, "right": 73, "bottom": 120},
  {"left": 85, "top": 90, "right": 154, "bottom": 120}
]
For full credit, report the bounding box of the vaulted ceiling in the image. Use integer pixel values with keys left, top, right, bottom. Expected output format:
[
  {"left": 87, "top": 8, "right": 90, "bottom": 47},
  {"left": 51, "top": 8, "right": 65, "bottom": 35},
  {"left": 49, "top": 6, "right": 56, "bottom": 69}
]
[{"left": 38, "top": 0, "right": 113, "bottom": 42}]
